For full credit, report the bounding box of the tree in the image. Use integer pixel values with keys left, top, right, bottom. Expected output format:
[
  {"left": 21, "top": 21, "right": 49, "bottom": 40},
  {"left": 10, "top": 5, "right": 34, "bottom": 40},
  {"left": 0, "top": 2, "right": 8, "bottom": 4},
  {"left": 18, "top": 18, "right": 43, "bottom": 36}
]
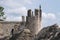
[{"left": 0, "top": 6, "right": 6, "bottom": 21}]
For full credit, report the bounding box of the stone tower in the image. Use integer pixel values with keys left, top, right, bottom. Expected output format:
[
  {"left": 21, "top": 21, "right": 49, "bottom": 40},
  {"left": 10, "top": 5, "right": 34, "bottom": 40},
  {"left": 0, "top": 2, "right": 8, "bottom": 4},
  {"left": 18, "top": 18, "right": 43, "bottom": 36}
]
[{"left": 26, "top": 5, "right": 42, "bottom": 35}]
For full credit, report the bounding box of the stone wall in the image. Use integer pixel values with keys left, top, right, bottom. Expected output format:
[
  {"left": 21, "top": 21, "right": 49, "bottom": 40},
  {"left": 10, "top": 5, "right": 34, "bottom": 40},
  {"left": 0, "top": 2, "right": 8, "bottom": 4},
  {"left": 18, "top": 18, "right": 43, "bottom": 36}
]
[
  {"left": 0, "top": 21, "right": 21, "bottom": 38},
  {"left": 26, "top": 16, "right": 41, "bottom": 35},
  {"left": 26, "top": 16, "right": 36, "bottom": 35}
]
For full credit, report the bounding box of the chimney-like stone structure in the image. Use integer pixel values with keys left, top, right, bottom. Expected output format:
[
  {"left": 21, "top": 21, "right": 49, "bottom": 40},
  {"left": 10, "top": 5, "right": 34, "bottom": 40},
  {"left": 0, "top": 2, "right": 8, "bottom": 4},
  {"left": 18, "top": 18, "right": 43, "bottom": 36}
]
[
  {"left": 35, "top": 9, "right": 39, "bottom": 16},
  {"left": 22, "top": 16, "right": 25, "bottom": 22},
  {"left": 39, "top": 5, "right": 42, "bottom": 21},
  {"left": 27, "top": 9, "right": 32, "bottom": 17},
  {"left": 22, "top": 16, "right": 25, "bottom": 26}
]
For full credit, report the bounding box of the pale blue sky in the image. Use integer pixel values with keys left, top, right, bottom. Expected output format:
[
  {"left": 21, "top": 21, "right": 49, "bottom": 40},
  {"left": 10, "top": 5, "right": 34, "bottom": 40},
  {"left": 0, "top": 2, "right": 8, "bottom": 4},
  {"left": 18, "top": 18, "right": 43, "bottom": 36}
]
[{"left": 0, "top": 0, "right": 60, "bottom": 27}]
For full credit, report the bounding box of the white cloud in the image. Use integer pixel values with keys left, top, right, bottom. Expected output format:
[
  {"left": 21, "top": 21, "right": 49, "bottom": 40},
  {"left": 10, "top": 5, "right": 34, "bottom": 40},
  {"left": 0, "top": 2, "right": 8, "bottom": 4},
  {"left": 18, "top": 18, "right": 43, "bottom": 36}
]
[
  {"left": 5, "top": 16, "right": 26, "bottom": 21},
  {"left": 5, "top": 7, "right": 27, "bottom": 16},
  {"left": 0, "top": 0, "right": 32, "bottom": 8},
  {"left": 23, "top": 0, "right": 32, "bottom": 4},
  {"left": 5, "top": 16, "right": 22, "bottom": 21},
  {"left": 0, "top": 0, "right": 32, "bottom": 13},
  {"left": 1, "top": 0, "right": 27, "bottom": 13},
  {"left": 47, "top": 13, "right": 56, "bottom": 19},
  {"left": 42, "top": 12, "right": 56, "bottom": 19},
  {"left": 42, "top": 12, "right": 57, "bottom": 27}
]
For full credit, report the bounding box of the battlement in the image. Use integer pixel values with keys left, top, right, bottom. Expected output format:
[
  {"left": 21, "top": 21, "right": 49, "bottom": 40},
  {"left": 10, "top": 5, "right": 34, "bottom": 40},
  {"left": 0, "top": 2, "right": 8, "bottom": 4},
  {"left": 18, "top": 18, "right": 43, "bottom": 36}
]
[{"left": 27, "top": 6, "right": 42, "bottom": 18}]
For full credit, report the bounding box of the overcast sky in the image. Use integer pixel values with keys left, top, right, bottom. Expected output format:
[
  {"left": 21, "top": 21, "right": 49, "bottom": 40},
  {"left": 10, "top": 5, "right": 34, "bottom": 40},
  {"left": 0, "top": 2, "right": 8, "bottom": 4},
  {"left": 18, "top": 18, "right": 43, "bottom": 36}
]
[{"left": 0, "top": 0, "right": 60, "bottom": 27}]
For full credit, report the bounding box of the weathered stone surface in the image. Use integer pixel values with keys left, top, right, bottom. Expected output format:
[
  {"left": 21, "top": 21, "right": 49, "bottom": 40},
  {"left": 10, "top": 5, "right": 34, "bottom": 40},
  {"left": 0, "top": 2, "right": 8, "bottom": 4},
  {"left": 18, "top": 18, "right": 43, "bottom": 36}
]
[
  {"left": 0, "top": 21, "right": 21, "bottom": 40},
  {"left": 9, "top": 29, "right": 34, "bottom": 40},
  {"left": 37, "top": 24, "right": 60, "bottom": 40}
]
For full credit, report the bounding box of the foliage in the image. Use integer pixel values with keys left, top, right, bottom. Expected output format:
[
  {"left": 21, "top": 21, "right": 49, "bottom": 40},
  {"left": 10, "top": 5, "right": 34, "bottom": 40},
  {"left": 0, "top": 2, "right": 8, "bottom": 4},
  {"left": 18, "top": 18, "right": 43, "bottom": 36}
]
[{"left": 0, "top": 6, "right": 6, "bottom": 21}]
